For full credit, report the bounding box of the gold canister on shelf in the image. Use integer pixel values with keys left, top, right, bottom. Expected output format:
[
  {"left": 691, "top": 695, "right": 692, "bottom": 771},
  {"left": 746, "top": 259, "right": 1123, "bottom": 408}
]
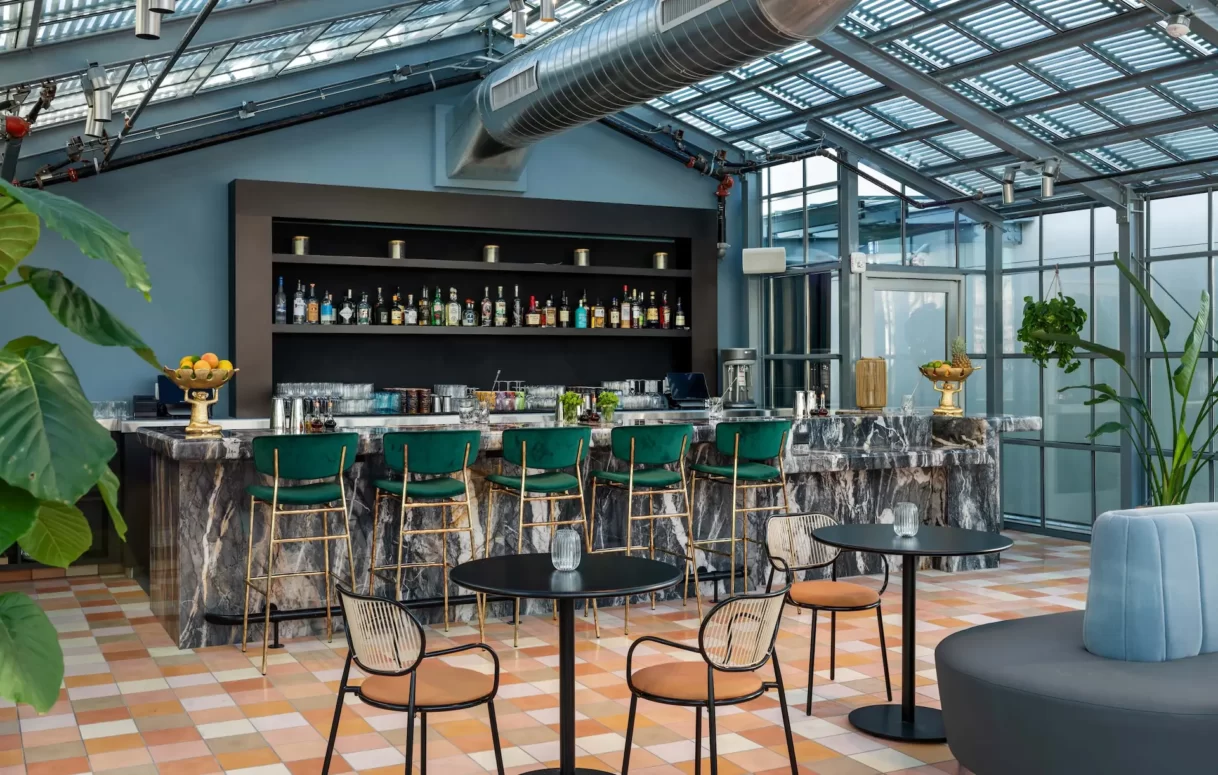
[
  {"left": 292, "top": 236, "right": 309, "bottom": 255},
  {"left": 483, "top": 245, "right": 500, "bottom": 263},
  {"left": 389, "top": 240, "right": 406, "bottom": 259},
  {"left": 574, "top": 248, "right": 590, "bottom": 267},
  {"left": 653, "top": 252, "right": 669, "bottom": 269},
  {"left": 855, "top": 357, "right": 887, "bottom": 411}
]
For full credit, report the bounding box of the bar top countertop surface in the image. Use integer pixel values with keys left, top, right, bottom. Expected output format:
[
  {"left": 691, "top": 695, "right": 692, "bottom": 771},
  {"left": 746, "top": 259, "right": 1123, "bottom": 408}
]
[{"left": 135, "top": 412, "right": 1041, "bottom": 473}]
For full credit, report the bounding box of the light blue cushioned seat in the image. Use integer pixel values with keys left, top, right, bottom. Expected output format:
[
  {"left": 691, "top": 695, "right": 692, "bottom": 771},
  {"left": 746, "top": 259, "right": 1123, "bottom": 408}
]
[{"left": 1084, "top": 503, "right": 1218, "bottom": 662}]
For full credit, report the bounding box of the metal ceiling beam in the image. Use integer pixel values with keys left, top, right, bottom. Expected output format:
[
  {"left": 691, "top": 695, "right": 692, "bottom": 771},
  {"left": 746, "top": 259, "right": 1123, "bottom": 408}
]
[
  {"left": 674, "top": 0, "right": 1007, "bottom": 115},
  {"left": 870, "top": 55, "right": 1218, "bottom": 149},
  {"left": 920, "top": 106, "right": 1218, "bottom": 177},
  {"left": 0, "top": 0, "right": 436, "bottom": 90},
  {"left": 806, "top": 119, "right": 1004, "bottom": 225},
  {"left": 723, "top": 8, "right": 1158, "bottom": 143},
  {"left": 20, "top": 0, "right": 43, "bottom": 49},
  {"left": 810, "top": 28, "right": 1127, "bottom": 209},
  {"left": 13, "top": 32, "right": 488, "bottom": 163}
]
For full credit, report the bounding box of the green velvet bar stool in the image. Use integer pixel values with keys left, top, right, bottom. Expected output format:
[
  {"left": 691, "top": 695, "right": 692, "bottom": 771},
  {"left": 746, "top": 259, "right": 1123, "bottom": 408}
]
[
  {"left": 690, "top": 419, "right": 792, "bottom": 597},
  {"left": 484, "top": 426, "right": 593, "bottom": 647},
  {"left": 369, "top": 429, "right": 482, "bottom": 640},
  {"left": 243, "top": 433, "right": 359, "bottom": 675},
  {"left": 588, "top": 424, "right": 702, "bottom": 635}
]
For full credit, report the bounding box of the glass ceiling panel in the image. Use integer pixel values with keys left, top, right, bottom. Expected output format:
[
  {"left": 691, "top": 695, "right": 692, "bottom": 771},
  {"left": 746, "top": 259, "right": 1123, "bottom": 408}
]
[
  {"left": 751, "top": 129, "right": 805, "bottom": 149},
  {"left": 0, "top": 1, "right": 22, "bottom": 51},
  {"left": 675, "top": 112, "right": 725, "bottom": 137},
  {"left": 766, "top": 77, "right": 839, "bottom": 109},
  {"left": 1023, "top": 103, "right": 1116, "bottom": 138},
  {"left": 1092, "top": 29, "right": 1190, "bottom": 72},
  {"left": 731, "top": 92, "right": 792, "bottom": 120},
  {"left": 1095, "top": 89, "right": 1183, "bottom": 124},
  {"left": 1156, "top": 127, "right": 1218, "bottom": 160},
  {"left": 24, "top": 64, "right": 127, "bottom": 128},
  {"left": 1025, "top": 48, "right": 1121, "bottom": 90},
  {"left": 884, "top": 140, "right": 956, "bottom": 167},
  {"left": 1023, "top": 0, "right": 1120, "bottom": 29},
  {"left": 869, "top": 96, "right": 944, "bottom": 128},
  {"left": 1161, "top": 74, "right": 1218, "bottom": 111},
  {"left": 961, "top": 64, "right": 1057, "bottom": 105},
  {"left": 696, "top": 102, "right": 758, "bottom": 131},
  {"left": 1087, "top": 140, "right": 1175, "bottom": 169},
  {"left": 957, "top": 3, "right": 1053, "bottom": 50},
  {"left": 805, "top": 62, "right": 881, "bottom": 96},
  {"left": 824, "top": 109, "right": 899, "bottom": 139},
  {"left": 35, "top": 0, "right": 260, "bottom": 45},
  {"left": 889, "top": 23, "right": 992, "bottom": 70},
  {"left": 937, "top": 169, "right": 1001, "bottom": 193},
  {"left": 847, "top": 0, "right": 925, "bottom": 35},
  {"left": 933, "top": 129, "right": 1001, "bottom": 157}
]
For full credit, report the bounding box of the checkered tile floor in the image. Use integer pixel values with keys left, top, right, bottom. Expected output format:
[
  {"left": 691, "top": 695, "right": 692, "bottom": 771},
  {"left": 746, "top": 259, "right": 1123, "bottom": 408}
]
[{"left": 0, "top": 531, "right": 1089, "bottom": 775}]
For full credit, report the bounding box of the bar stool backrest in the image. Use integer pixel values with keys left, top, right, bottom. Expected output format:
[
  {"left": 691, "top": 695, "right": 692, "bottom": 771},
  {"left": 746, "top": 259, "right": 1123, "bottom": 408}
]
[
  {"left": 766, "top": 513, "right": 840, "bottom": 572},
  {"left": 383, "top": 430, "right": 480, "bottom": 475},
  {"left": 502, "top": 426, "right": 591, "bottom": 470},
  {"left": 714, "top": 420, "right": 791, "bottom": 461},
  {"left": 336, "top": 586, "right": 425, "bottom": 677},
  {"left": 698, "top": 582, "right": 789, "bottom": 671},
  {"left": 252, "top": 433, "right": 360, "bottom": 480},
  {"left": 610, "top": 424, "right": 692, "bottom": 466}
]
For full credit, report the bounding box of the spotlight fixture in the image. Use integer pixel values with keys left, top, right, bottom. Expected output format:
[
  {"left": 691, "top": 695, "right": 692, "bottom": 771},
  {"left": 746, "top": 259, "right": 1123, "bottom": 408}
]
[
  {"left": 81, "top": 63, "right": 112, "bottom": 123},
  {"left": 135, "top": 0, "right": 161, "bottom": 39},
  {"left": 1001, "top": 166, "right": 1017, "bottom": 205},
  {"left": 148, "top": 0, "right": 177, "bottom": 12},
  {"left": 83, "top": 109, "right": 105, "bottom": 139},
  {"left": 1040, "top": 157, "right": 1060, "bottom": 199},
  {"left": 540, "top": 0, "right": 557, "bottom": 22},
  {"left": 512, "top": 8, "right": 528, "bottom": 38},
  {"left": 1165, "top": 13, "right": 1191, "bottom": 38}
]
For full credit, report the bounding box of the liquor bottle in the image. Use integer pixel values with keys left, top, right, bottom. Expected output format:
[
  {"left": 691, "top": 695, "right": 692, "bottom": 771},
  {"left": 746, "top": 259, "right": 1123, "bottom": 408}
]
[
  {"left": 462, "top": 299, "right": 477, "bottom": 326},
  {"left": 674, "top": 297, "right": 687, "bottom": 329},
  {"left": 609, "top": 295, "right": 620, "bottom": 328},
  {"left": 306, "top": 283, "right": 319, "bottom": 324},
  {"left": 494, "top": 286, "right": 507, "bottom": 327},
  {"left": 659, "top": 291, "right": 671, "bottom": 329},
  {"left": 418, "top": 287, "right": 430, "bottom": 326},
  {"left": 574, "top": 293, "right": 588, "bottom": 329},
  {"left": 446, "top": 287, "right": 461, "bottom": 327},
  {"left": 320, "top": 291, "right": 334, "bottom": 325},
  {"left": 558, "top": 291, "right": 571, "bottom": 328},
  {"left": 543, "top": 295, "right": 556, "bottom": 328},
  {"left": 592, "top": 298, "right": 606, "bottom": 328},
  {"left": 526, "top": 296, "right": 541, "bottom": 327},
  {"left": 512, "top": 285, "right": 523, "bottom": 327},
  {"left": 619, "top": 285, "right": 631, "bottom": 329},
  {"left": 339, "top": 288, "right": 355, "bottom": 325},
  {"left": 390, "top": 291, "right": 403, "bottom": 326},
  {"left": 646, "top": 291, "right": 659, "bottom": 329},
  {"left": 274, "top": 276, "right": 287, "bottom": 324},
  {"left": 431, "top": 287, "right": 443, "bottom": 326},
  {"left": 404, "top": 293, "right": 418, "bottom": 325},
  {"left": 292, "top": 281, "right": 306, "bottom": 324},
  {"left": 632, "top": 289, "right": 643, "bottom": 329},
  {"left": 372, "top": 287, "right": 387, "bottom": 325},
  {"left": 357, "top": 291, "right": 372, "bottom": 325},
  {"left": 481, "top": 286, "right": 493, "bottom": 326}
]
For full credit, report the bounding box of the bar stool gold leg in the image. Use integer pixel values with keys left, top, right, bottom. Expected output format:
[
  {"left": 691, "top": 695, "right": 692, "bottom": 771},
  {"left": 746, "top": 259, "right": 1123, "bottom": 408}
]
[
  {"left": 442, "top": 504, "right": 451, "bottom": 633},
  {"left": 322, "top": 507, "right": 333, "bottom": 642},
  {"left": 242, "top": 496, "right": 256, "bottom": 653},
  {"left": 396, "top": 497, "right": 408, "bottom": 603},
  {"left": 514, "top": 486, "right": 526, "bottom": 648},
  {"left": 549, "top": 499, "right": 557, "bottom": 624},
  {"left": 686, "top": 506, "right": 704, "bottom": 621},
  {"left": 260, "top": 502, "right": 278, "bottom": 675},
  {"left": 369, "top": 491, "right": 381, "bottom": 594},
  {"left": 585, "top": 480, "right": 598, "bottom": 620},
  {"left": 624, "top": 489, "right": 634, "bottom": 636},
  {"left": 648, "top": 492, "right": 656, "bottom": 610}
]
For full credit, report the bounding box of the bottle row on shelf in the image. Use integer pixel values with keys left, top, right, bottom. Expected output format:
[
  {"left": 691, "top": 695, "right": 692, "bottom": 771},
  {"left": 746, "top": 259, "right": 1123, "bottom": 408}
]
[{"left": 273, "top": 278, "right": 689, "bottom": 330}]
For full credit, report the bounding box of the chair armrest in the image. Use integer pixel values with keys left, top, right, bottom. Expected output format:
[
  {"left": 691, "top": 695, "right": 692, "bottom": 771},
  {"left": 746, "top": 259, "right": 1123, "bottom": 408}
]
[
  {"left": 832, "top": 551, "right": 890, "bottom": 596},
  {"left": 424, "top": 642, "right": 501, "bottom": 692},
  {"left": 625, "top": 636, "right": 700, "bottom": 693}
]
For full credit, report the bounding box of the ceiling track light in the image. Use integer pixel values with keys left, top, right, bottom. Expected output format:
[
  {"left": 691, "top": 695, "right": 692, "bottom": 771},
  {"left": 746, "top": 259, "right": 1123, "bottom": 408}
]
[
  {"left": 135, "top": 0, "right": 161, "bottom": 39},
  {"left": 512, "top": 8, "right": 529, "bottom": 38},
  {"left": 148, "top": 0, "right": 177, "bottom": 12},
  {"left": 540, "top": 0, "right": 557, "bottom": 22},
  {"left": 82, "top": 63, "right": 113, "bottom": 123},
  {"left": 1040, "top": 157, "right": 1060, "bottom": 199},
  {"left": 1001, "top": 167, "right": 1018, "bottom": 205},
  {"left": 1165, "top": 13, "right": 1191, "bottom": 38},
  {"left": 84, "top": 108, "right": 106, "bottom": 139}
]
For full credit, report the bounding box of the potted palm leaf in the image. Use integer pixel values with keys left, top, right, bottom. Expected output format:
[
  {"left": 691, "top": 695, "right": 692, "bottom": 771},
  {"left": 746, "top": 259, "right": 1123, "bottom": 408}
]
[{"left": 1028, "top": 254, "right": 1213, "bottom": 506}]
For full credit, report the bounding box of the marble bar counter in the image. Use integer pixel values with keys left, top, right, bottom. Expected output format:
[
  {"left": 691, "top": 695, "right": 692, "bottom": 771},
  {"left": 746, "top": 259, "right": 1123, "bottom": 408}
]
[{"left": 139, "top": 413, "right": 1038, "bottom": 648}]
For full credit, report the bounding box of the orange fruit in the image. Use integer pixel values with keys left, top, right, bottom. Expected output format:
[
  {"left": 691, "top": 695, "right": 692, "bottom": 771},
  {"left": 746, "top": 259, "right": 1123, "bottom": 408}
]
[
  {"left": 193, "top": 363, "right": 212, "bottom": 378},
  {"left": 200, "top": 352, "right": 220, "bottom": 368}
]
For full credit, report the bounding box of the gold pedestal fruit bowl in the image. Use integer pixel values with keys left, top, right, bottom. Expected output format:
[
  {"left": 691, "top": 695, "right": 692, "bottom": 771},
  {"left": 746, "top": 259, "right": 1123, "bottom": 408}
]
[
  {"left": 918, "top": 363, "right": 978, "bottom": 417},
  {"left": 162, "top": 364, "right": 238, "bottom": 437}
]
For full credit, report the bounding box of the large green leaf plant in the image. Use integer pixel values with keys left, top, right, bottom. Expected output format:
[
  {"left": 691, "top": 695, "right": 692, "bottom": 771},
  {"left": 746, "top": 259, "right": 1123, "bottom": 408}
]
[
  {"left": 0, "top": 179, "right": 156, "bottom": 712},
  {"left": 1030, "top": 254, "right": 1213, "bottom": 507}
]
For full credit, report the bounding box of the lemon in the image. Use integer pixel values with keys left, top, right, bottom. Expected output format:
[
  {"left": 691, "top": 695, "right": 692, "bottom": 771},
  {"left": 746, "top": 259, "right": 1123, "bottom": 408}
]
[
  {"left": 178, "top": 356, "right": 194, "bottom": 368},
  {"left": 217, "top": 359, "right": 233, "bottom": 371}
]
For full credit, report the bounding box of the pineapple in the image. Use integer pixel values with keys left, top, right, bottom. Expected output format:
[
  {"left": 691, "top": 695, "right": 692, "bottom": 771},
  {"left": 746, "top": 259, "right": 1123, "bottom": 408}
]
[{"left": 951, "top": 336, "right": 972, "bottom": 370}]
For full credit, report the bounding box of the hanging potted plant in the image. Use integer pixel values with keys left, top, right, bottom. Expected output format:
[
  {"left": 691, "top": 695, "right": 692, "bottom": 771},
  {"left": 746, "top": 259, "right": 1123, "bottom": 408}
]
[{"left": 1017, "top": 266, "right": 1089, "bottom": 372}]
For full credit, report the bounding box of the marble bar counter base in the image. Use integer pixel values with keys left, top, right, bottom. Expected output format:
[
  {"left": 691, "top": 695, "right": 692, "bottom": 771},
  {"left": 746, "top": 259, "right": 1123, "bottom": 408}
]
[{"left": 141, "top": 414, "right": 1039, "bottom": 648}]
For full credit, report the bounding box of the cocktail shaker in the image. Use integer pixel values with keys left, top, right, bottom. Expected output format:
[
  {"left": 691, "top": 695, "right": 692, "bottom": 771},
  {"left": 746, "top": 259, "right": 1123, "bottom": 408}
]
[
  {"left": 271, "top": 397, "right": 288, "bottom": 431},
  {"left": 794, "top": 390, "right": 807, "bottom": 419},
  {"left": 289, "top": 398, "right": 305, "bottom": 433}
]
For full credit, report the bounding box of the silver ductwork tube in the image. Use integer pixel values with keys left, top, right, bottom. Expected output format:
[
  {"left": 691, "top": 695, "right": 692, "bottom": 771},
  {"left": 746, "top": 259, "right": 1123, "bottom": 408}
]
[{"left": 447, "top": 0, "right": 856, "bottom": 180}]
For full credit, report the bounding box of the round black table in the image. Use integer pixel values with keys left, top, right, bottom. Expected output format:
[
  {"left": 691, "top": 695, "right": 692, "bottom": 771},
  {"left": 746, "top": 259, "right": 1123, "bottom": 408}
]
[
  {"left": 811, "top": 524, "right": 1012, "bottom": 744},
  {"left": 451, "top": 553, "right": 682, "bottom": 775}
]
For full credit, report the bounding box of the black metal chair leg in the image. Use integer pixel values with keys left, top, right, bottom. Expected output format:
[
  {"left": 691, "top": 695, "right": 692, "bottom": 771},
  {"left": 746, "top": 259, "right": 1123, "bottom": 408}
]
[
  {"left": 830, "top": 611, "right": 837, "bottom": 680},
  {"left": 420, "top": 711, "right": 427, "bottom": 775},
  {"left": 404, "top": 678, "right": 417, "bottom": 775},
  {"left": 487, "top": 701, "right": 505, "bottom": 775},
  {"left": 876, "top": 604, "right": 893, "bottom": 701},
  {"left": 806, "top": 608, "right": 818, "bottom": 716},
  {"left": 772, "top": 655, "right": 798, "bottom": 775},
  {"left": 622, "top": 694, "right": 638, "bottom": 774},
  {"left": 707, "top": 672, "right": 719, "bottom": 775},
  {"left": 694, "top": 705, "right": 702, "bottom": 775},
  {"left": 322, "top": 658, "right": 351, "bottom": 775}
]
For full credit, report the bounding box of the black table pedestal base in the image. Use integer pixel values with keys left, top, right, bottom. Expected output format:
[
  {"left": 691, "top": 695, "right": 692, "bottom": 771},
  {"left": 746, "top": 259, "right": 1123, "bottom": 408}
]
[
  {"left": 847, "top": 704, "right": 945, "bottom": 743},
  {"left": 519, "top": 769, "right": 611, "bottom": 774}
]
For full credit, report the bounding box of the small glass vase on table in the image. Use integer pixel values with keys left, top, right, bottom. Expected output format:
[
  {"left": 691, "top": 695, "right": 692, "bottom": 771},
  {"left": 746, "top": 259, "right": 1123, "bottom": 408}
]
[
  {"left": 552, "top": 528, "right": 582, "bottom": 571},
  {"left": 893, "top": 501, "right": 920, "bottom": 537}
]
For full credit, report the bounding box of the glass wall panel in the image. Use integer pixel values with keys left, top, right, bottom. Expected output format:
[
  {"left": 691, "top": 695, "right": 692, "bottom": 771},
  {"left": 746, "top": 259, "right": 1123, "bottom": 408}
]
[
  {"left": 1043, "top": 210, "right": 1092, "bottom": 265},
  {"left": 958, "top": 215, "right": 986, "bottom": 269},
  {"left": 1052, "top": 267, "right": 1092, "bottom": 339},
  {"left": 965, "top": 274, "right": 986, "bottom": 353},
  {"left": 1003, "top": 217, "right": 1039, "bottom": 268},
  {"left": 906, "top": 206, "right": 955, "bottom": 267},
  {"left": 771, "top": 275, "right": 807, "bottom": 354},
  {"left": 1003, "top": 359, "right": 1040, "bottom": 438},
  {"left": 1150, "top": 257, "right": 1209, "bottom": 351},
  {"left": 1044, "top": 363, "right": 1091, "bottom": 443},
  {"left": 1045, "top": 447, "right": 1093, "bottom": 527},
  {"left": 1149, "top": 193, "right": 1209, "bottom": 256},
  {"left": 770, "top": 193, "right": 804, "bottom": 264},
  {"left": 1094, "top": 359, "right": 1122, "bottom": 433},
  {"left": 807, "top": 188, "right": 839, "bottom": 263},
  {"left": 1093, "top": 265, "right": 1120, "bottom": 350},
  {"left": 871, "top": 287, "right": 949, "bottom": 407},
  {"left": 1095, "top": 451, "right": 1121, "bottom": 516},
  {"left": 861, "top": 198, "right": 902, "bottom": 264},
  {"left": 1003, "top": 443, "right": 1042, "bottom": 518},
  {"left": 1150, "top": 358, "right": 1209, "bottom": 459},
  {"left": 769, "top": 161, "right": 803, "bottom": 194},
  {"left": 965, "top": 357, "right": 986, "bottom": 415},
  {"left": 806, "top": 155, "right": 837, "bottom": 187},
  {"left": 1003, "top": 272, "right": 1039, "bottom": 352},
  {"left": 1094, "top": 207, "right": 1119, "bottom": 261}
]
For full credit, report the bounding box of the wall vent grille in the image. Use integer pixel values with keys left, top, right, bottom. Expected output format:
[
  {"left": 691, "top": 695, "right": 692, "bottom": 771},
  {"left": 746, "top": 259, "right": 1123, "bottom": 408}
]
[
  {"left": 659, "top": 0, "right": 729, "bottom": 30},
  {"left": 490, "top": 63, "right": 539, "bottom": 111}
]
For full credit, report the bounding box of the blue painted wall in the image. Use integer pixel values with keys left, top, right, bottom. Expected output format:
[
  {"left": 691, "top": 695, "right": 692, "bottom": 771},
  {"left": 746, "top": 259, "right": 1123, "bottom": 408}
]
[{"left": 1, "top": 84, "right": 746, "bottom": 404}]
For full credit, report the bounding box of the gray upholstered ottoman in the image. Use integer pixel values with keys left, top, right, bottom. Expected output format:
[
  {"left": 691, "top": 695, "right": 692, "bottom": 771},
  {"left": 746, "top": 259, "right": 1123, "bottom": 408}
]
[{"left": 936, "top": 610, "right": 1218, "bottom": 775}]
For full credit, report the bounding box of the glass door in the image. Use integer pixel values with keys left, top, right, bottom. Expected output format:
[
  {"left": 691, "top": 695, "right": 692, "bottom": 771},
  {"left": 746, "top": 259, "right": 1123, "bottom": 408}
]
[{"left": 861, "top": 275, "right": 962, "bottom": 409}]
